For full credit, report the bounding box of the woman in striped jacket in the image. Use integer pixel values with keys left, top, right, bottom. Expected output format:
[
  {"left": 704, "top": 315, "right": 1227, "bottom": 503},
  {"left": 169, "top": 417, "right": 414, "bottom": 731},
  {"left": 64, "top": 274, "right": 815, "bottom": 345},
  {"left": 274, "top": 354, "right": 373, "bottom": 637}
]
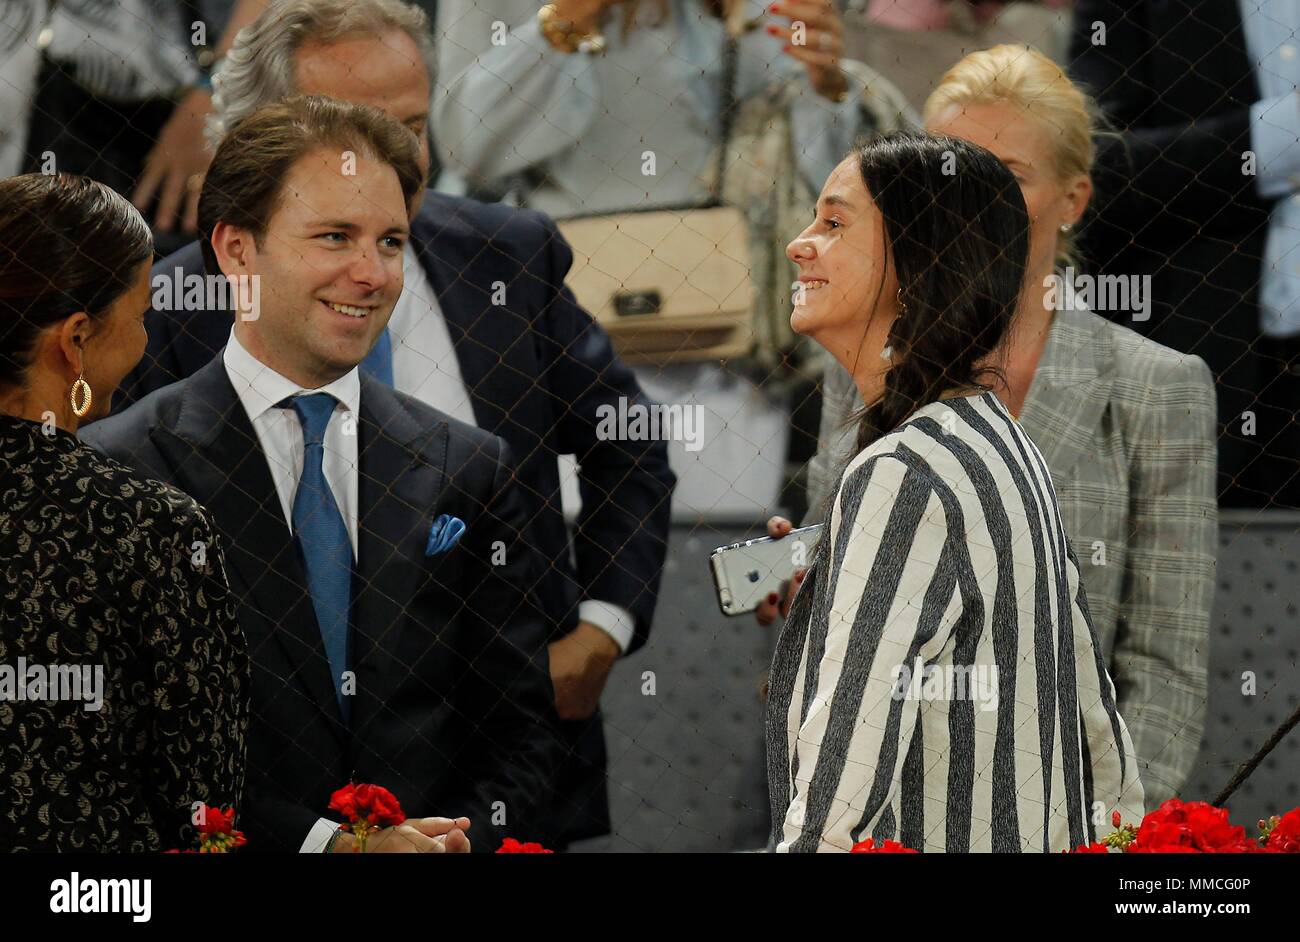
[{"left": 768, "top": 131, "right": 1144, "bottom": 853}]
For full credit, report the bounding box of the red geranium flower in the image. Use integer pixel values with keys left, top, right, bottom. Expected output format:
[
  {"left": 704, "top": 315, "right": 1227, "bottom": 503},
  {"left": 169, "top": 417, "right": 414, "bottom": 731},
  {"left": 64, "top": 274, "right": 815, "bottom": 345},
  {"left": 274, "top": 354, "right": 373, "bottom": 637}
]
[
  {"left": 849, "top": 838, "right": 918, "bottom": 853},
  {"left": 496, "top": 838, "right": 553, "bottom": 854},
  {"left": 1070, "top": 842, "right": 1111, "bottom": 853},
  {"left": 1265, "top": 809, "right": 1300, "bottom": 853},
  {"left": 176, "top": 804, "right": 247, "bottom": 853},
  {"left": 1128, "top": 799, "right": 1254, "bottom": 854},
  {"left": 328, "top": 783, "right": 406, "bottom": 852},
  {"left": 197, "top": 806, "right": 236, "bottom": 835},
  {"left": 329, "top": 783, "right": 405, "bottom": 829}
]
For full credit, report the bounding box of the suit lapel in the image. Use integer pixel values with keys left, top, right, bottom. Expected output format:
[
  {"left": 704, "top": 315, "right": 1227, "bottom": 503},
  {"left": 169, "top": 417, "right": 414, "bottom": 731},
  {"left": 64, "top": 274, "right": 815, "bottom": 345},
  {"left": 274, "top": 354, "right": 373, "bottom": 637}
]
[
  {"left": 350, "top": 374, "right": 449, "bottom": 732},
  {"left": 1020, "top": 305, "right": 1115, "bottom": 484},
  {"left": 150, "top": 357, "right": 348, "bottom": 739},
  {"left": 410, "top": 196, "right": 540, "bottom": 437}
]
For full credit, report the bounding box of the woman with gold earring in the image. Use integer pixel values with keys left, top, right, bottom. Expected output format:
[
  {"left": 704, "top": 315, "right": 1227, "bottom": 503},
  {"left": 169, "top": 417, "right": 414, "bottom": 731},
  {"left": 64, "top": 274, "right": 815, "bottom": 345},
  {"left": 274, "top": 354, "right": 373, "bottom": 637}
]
[
  {"left": 0, "top": 172, "right": 248, "bottom": 852},
  {"left": 69, "top": 363, "right": 92, "bottom": 418}
]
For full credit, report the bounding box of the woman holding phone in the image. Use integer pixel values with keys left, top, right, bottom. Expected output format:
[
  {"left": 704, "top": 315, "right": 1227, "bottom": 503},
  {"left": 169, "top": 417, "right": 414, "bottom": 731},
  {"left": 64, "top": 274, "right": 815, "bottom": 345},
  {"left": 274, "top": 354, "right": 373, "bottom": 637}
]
[
  {"left": 764, "top": 46, "right": 1216, "bottom": 811},
  {"left": 766, "top": 131, "right": 1144, "bottom": 852}
]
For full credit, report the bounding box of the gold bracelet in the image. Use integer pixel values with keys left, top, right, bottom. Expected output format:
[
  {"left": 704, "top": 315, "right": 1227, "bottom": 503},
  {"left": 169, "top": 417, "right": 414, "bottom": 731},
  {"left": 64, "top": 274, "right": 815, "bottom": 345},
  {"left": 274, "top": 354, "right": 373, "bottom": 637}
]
[{"left": 538, "top": 3, "right": 606, "bottom": 54}]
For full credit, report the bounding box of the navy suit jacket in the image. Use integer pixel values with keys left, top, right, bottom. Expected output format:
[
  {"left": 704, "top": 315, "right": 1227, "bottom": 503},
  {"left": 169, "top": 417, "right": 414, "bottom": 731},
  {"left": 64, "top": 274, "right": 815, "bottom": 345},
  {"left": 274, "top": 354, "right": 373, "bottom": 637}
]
[
  {"left": 83, "top": 358, "right": 560, "bottom": 851},
  {"left": 1067, "top": 0, "right": 1284, "bottom": 504},
  {"left": 112, "top": 191, "right": 676, "bottom": 840}
]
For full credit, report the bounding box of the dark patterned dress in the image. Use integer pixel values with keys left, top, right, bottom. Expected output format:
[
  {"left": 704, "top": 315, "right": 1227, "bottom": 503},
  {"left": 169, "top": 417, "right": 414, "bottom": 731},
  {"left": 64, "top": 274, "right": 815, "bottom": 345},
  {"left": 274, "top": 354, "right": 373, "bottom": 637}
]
[{"left": 0, "top": 414, "right": 248, "bottom": 851}]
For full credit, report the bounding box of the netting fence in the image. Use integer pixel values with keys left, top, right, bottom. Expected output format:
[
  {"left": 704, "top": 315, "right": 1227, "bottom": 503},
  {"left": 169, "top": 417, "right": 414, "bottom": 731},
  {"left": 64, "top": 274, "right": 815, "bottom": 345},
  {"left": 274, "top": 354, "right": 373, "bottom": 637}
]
[{"left": 1, "top": 0, "right": 1298, "bottom": 853}]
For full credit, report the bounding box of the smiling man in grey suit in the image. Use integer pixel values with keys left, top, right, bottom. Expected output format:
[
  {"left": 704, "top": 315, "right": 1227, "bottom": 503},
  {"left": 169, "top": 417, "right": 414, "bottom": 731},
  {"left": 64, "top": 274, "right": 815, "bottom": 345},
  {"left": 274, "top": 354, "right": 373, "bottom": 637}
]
[{"left": 82, "top": 94, "right": 559, "bottom": 852}]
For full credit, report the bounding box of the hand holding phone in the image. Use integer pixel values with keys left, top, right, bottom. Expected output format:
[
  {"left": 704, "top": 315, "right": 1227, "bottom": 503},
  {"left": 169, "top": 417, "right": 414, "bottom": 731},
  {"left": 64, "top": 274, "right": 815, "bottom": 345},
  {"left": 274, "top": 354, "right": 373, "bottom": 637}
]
[
  {"left": 754, "top": 516, "right": 807, "bottom": 625},
  {"left": 710, "top": 520, "right": 822, "bottom": 617}
]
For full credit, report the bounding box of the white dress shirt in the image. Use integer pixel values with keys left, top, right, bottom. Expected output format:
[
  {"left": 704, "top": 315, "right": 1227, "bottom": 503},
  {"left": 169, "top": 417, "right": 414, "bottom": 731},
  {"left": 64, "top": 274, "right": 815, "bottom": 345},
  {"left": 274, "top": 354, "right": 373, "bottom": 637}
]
[
  {"left": 222, "top": 328, "right": 361, "bottom": 555},
  {"left": 223, "top": 330, "right": 364, "bottom": 855},
  {"left": 388, "top": 245, "right": 477, "bottom": 425}
]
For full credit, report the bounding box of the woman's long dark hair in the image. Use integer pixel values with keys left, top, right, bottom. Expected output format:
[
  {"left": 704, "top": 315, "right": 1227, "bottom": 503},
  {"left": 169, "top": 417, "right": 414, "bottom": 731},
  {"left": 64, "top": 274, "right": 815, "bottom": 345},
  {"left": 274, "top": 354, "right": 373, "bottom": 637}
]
[
  {"left": 849, "top": 131, "right": 1030, "bottom": 453},
  {"left": 0, "top": 173, "right": 152, "bottom": 390}
]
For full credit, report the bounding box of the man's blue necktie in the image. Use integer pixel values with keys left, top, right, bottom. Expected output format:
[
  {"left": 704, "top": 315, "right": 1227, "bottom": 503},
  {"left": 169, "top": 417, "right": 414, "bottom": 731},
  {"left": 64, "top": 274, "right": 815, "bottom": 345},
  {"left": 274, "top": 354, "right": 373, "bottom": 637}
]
[
  {"left": 360, "top": 327, "right": 394, "bottom": 386},
  {"left": 285, "top": 392, "right": 352, "bottom": 722}
]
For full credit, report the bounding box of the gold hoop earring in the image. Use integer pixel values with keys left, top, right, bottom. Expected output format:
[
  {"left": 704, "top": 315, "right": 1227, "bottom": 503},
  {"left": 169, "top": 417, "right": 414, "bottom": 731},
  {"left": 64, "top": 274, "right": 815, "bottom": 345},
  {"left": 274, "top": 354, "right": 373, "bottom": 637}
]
[
  {"left": 70, "top": 373, "right": 93, "bottom": 418},
  {"left": 896, "top": 287, "right": 908, "bottom": 314}
]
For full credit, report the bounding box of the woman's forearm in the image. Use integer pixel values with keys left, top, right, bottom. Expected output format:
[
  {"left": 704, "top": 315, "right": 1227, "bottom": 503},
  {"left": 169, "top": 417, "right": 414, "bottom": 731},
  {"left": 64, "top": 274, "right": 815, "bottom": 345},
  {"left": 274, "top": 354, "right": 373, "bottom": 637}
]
[{"left": 434, "top": 0, "right": 604, "bottom": 185}]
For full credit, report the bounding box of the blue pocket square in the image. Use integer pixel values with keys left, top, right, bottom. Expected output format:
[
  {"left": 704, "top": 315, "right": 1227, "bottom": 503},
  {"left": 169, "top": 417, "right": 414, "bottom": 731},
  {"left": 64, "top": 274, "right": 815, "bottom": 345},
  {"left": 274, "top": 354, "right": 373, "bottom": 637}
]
[{"left": 425, "top": 514, "right": 466, "bottom": 557}]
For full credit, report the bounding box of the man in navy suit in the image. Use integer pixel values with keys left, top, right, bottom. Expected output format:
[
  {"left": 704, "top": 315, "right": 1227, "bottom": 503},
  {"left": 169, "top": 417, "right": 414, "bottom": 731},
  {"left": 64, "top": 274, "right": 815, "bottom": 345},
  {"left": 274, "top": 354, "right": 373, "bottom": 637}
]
[
  {"left": 108, "top": 0, "right": 675, "bottom": 844},
  {"left": 85, "top": 94, "right": 559, "bottom": 852}
]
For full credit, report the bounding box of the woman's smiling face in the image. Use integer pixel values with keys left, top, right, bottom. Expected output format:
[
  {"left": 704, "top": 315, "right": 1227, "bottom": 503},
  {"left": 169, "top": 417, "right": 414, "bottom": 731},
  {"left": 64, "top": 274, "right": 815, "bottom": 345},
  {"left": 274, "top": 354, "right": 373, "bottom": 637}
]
[{"left": 786, "top": 156, "right": 899, "bottom": 373}]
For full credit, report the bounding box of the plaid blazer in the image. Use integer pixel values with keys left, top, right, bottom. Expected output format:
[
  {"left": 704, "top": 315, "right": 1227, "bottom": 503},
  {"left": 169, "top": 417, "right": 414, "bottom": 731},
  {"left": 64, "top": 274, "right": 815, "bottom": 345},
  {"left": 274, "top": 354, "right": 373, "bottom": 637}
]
[{"left": 806, "top": 303, "right": 1217, "bottom": 809}]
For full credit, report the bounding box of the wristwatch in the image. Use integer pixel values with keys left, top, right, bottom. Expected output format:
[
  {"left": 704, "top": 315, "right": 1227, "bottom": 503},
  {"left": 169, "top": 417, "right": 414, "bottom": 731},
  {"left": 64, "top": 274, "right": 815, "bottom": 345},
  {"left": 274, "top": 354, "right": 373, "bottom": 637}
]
[{"left": 538, "top": 3, "right": 607, "bottom": 55}]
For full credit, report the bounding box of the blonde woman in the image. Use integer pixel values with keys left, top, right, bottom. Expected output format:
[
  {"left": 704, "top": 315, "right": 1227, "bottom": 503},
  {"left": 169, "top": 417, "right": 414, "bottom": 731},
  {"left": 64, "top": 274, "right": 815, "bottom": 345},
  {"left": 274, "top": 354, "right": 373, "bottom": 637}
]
[
  {"left": 764, "top": 45, "right": 1216, "bottom": 811},
  {"left": 769, "top": 131, "right": 1144, "bottom": 853}
]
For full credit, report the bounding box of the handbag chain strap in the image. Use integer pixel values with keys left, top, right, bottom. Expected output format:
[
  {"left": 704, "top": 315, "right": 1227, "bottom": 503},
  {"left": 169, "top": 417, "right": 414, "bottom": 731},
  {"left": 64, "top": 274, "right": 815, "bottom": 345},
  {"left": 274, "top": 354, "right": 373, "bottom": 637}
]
[{"left": 707, "top": 27, "right": 741, "bottom": 208}]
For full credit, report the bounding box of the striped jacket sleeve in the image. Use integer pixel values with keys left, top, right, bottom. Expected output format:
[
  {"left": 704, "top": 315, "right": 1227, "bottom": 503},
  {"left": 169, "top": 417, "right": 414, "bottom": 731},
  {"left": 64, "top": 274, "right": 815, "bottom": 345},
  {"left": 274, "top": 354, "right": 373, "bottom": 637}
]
[
  {"left": 1112, "top": 355, "right": 1217, "bottom": 807},
  {"left": 778, "top": 453, "right": 959, "bottom": 852}
]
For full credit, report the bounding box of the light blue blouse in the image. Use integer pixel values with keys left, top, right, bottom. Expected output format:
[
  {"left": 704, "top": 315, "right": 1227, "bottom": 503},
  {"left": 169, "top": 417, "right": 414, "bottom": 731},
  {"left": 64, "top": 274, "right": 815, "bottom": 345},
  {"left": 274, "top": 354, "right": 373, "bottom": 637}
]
[
  {"left": 1240, "top": 0, "right": 1300, "bottom": 338},
  {"left": 433, "top": 0, "right": 869, "bottom": 219}
]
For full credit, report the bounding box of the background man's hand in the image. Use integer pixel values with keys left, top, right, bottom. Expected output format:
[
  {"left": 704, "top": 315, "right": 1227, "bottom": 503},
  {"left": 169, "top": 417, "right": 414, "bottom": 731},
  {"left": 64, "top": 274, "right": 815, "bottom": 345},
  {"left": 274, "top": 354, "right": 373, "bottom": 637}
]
[
  {"left": 131, "top": 87, "right": 215, "bottom": 233},
  {"left": 549, "top": 620, "right": 620, "bottom": 720},
  {"left": 331, "top": 816, "right": 472, "bottom": 853},
  {"left": 754, "top": 515, "right": 807, "bottom": 627}
]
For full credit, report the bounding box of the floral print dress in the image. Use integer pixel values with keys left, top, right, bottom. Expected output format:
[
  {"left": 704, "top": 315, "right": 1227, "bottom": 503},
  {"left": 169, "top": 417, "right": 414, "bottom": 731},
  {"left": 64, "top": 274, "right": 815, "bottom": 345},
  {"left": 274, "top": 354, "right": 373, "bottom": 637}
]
[{"left": 0, "top": 415, "right": 248, "bottom": 851}]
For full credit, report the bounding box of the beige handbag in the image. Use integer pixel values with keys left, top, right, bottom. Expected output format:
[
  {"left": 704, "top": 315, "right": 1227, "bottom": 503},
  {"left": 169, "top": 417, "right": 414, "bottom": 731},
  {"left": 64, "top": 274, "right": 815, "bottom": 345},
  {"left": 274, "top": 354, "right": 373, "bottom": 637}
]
[
  {"left": 558, "top": 204, "right": 754, "bottom": 363},
  {"left": 557, "top": 26, "right": 753, "bottom": 364}
]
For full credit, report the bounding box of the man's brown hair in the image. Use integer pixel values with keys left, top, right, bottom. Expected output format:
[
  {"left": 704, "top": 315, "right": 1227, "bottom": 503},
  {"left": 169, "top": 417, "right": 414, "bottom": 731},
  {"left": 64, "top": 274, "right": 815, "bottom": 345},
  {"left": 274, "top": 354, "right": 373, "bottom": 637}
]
[{"left": 197, "top": 94, "right": 425, "bottom": 274}]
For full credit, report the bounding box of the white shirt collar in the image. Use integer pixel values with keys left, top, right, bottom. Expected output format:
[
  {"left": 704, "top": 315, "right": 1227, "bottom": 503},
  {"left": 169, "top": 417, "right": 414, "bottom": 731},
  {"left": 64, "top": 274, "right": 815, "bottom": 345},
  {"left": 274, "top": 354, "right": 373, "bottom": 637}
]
[{"left": 222, "top": 326, "right": 362, "bottom": 422}]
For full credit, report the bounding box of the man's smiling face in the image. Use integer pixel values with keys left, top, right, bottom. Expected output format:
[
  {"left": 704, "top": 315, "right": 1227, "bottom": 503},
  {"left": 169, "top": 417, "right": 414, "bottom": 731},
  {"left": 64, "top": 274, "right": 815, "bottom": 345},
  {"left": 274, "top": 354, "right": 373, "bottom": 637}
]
[{"left": 222, "top": 145, "right": 409, "bottom": 387}]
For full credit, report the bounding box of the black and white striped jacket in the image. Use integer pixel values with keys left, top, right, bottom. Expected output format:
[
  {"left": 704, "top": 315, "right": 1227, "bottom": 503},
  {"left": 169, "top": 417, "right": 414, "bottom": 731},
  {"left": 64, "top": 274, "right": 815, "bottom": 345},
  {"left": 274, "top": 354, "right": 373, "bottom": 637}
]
[{"left": 767, "top": 391, "right": 1145, "bottom": 852}]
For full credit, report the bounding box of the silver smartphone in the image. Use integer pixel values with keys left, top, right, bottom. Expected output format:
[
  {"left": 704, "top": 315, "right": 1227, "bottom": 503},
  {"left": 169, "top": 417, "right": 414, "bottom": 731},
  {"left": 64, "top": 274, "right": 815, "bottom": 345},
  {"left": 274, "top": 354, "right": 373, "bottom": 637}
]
[{"left": 709, "top": 524, "right": 823, "bottom": 616}]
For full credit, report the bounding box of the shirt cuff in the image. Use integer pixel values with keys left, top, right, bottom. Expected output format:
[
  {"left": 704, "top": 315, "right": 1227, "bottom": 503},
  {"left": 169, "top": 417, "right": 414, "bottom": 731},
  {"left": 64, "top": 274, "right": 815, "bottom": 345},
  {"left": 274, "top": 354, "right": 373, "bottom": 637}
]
[
  {"left": 300, "top": 817, "right": 339, "bottom": 853},
  {"left": 1250, "top": 92, "right": 1300, "bottom": 199},
  {"left": 578, "top": 599, "right": 636, "bottom": 655}
]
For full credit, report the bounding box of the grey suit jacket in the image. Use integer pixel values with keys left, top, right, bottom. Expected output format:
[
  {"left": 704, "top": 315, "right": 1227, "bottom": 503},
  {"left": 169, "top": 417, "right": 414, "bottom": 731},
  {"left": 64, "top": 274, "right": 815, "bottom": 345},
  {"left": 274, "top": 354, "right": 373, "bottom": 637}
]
[{"left": 806, "top": 304, "right": 1217, "bottom": 809}]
